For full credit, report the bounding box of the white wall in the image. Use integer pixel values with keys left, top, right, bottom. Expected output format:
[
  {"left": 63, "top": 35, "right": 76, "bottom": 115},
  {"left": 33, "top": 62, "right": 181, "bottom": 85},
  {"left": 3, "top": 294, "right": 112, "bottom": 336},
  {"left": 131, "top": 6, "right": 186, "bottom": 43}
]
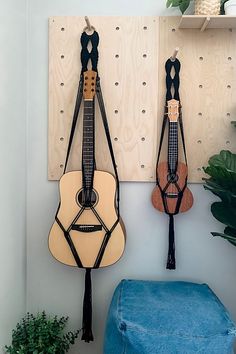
[
  {"left": 13, "top": 0, "right": 236, "bottom": 354},
  {"left": 0, "top": 0, "right": 27, "bottom": 349}
]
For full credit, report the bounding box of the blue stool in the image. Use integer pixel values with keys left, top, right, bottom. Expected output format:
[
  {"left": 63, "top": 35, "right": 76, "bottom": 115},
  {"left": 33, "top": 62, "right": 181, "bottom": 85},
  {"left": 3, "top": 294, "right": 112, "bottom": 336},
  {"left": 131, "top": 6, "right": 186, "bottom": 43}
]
[{"left": 104, "top": 280, "right": 236, "bottom": 354}]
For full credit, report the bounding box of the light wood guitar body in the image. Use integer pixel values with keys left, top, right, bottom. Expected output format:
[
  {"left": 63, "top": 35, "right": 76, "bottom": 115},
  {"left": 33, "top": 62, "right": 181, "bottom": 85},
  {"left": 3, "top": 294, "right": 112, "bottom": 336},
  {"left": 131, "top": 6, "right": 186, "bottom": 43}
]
[
  {"left": 152, "top": 161, "right": 193, "bottom": 214},
  {"left": 49, "top": 170, "right": 126, "bottom": 268}
]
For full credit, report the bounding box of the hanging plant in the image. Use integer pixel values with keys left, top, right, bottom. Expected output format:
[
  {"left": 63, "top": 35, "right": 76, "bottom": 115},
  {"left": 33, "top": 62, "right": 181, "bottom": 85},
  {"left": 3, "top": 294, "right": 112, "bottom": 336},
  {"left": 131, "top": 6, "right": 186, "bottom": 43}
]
[
  {"left": 5, "top": 312, "right": 80, "bottom": 354},
  {"left": 203, "top": 150, "right": 236, "bottom": 247}
]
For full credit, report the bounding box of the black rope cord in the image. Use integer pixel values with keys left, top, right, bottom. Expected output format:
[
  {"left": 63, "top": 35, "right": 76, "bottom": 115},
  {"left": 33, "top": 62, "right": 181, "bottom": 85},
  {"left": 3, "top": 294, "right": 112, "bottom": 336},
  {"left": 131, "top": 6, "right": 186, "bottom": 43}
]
[
  {"left": 156, "top": 58, "right": 188, "bottom": 270},
  {"left": 81, "top": 30, "right": 99, "bottom": 73},
  {"left": 165, "top": 58, "right": 180, "bottom": 101},
  {"left": 53, "top": 29, "right": 121, "bottom": 343}
]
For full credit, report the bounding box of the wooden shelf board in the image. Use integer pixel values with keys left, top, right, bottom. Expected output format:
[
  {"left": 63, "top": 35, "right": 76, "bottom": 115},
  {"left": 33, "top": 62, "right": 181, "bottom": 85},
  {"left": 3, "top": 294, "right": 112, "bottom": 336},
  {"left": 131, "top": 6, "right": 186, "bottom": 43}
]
[{"left": 179, "top": 15, "right": 236, "bottom": 30}]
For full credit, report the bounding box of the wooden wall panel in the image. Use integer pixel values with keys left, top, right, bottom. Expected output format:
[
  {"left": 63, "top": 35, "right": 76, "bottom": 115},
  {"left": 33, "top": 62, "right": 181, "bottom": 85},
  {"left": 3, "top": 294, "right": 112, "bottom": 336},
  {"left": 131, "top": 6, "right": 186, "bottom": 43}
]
[
  {"left": 48, "top": 16, "right": 236, "bottom": 183},
  {"left": 48, "top": 16, "right": 159, "bottom": 181},
  {"left": 159, "top": 17, "right": 236, "bottom": 182}
]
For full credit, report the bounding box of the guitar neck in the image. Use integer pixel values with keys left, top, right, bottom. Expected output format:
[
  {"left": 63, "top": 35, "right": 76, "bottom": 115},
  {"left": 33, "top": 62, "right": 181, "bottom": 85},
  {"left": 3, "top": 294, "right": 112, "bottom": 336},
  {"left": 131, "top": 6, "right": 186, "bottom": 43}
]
[
  {"left": 168, "top": 121, "right": 178, "bottom": 174},
  {"left": 82, "top": 99, "right": 95, "bottom": 189}
]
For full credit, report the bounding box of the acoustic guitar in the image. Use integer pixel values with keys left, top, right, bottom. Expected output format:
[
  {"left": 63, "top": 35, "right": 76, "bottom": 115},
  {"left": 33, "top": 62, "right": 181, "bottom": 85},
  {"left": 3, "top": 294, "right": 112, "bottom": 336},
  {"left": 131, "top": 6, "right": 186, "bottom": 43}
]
[
  {"left": 48, "top": 70, "right": 126, "bottom": 269},
  {"left": 152, "top": 99, "right": 193, "bottom": 215}
]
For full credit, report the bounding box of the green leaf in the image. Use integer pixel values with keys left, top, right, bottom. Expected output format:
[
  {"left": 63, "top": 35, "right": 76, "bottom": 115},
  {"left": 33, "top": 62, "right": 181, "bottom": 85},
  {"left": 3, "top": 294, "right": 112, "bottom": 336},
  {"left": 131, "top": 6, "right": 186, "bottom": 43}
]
[
  {"left": 170, "top": 0, "right": 181, "bottom": 7},
  {"left": 208, "top": 150, "right": 236, "bottom": 173},
  {"left": 179, "top": 0, "right": 191, "bottom": 13},
  {"left": 224, "top": 226, "right": 236, "bottom": 237},
  {"left": 203, "top": 180, "right": 236, "bottom": 204},
  {"left": 211, "top": 202, "right": 236, "bottom": 229},
  {"left": 166, "top": 0, "right": 173, "bottom": 8},
  {"left": 212, "top": 232, "right": 236, "bottom": 246},
  {"left": 172, "top": 0, "right": 181, "bottom": 5},
  {"left": 203, "top": 166, "right": 236, "bottom": 193}
]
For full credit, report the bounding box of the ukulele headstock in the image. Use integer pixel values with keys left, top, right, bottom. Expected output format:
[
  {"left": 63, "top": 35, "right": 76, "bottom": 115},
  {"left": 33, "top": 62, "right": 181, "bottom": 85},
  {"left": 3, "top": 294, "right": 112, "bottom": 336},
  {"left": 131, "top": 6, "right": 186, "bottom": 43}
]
[
  {"left": 167, "top": 99, "right": 180, "bottom": 122},
  {"left": 83, "top": 70, "right": 97, "bottom": 100}
]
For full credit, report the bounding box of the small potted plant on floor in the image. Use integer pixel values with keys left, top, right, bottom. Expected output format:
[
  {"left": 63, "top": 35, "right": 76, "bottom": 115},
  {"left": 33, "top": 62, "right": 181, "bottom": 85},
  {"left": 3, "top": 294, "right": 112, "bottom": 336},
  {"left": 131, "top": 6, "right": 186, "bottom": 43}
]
[
  {"left": 203, "top": 150, "right": 236, "bottom": 246},
  {"left": 5, "top": 311, "right": 80, "bottom": 354}
]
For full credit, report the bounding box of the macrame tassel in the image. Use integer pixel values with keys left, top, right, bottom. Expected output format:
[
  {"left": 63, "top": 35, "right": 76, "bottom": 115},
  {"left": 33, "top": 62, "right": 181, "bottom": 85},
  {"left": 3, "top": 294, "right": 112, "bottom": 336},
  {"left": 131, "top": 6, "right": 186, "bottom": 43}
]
[
  {"left": 166, "top": 214, "right": 176, "bottom": 270},
  {"left": 81, "top": 268, "right": 94, "bottom": 342}
]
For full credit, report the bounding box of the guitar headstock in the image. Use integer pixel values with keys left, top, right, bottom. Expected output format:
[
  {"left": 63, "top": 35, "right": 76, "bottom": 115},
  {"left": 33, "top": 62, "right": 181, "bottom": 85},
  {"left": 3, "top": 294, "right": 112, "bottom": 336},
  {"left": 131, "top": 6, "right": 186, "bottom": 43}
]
[
  {"left": 167, "top": 99, "right": 180, "bottom": 122},
  {"left": 83, "top": 70, "right": 97, "bottom": 100}
]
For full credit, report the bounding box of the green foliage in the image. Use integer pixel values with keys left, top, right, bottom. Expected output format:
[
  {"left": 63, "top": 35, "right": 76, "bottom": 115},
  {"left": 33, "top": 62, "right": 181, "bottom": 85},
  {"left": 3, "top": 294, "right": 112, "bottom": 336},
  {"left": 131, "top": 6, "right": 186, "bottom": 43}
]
[
  {"left": 203, "top": 150, "right": 236, "bottom": 247},
  {"left": 166, "top": 0, "right": 228, "bottom": 14},
  {"left": 166, "top": 0, "right": 191, "bottom": 14},
  {"left": 5, "top": 312, "right": 80, "bottom": 354}
]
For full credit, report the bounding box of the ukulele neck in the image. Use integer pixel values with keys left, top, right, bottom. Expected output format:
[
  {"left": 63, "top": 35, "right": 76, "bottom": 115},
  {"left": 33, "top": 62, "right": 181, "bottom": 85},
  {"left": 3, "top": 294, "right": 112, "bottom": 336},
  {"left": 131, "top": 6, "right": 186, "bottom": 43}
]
[
  {"left": 82, "top": 99, "right": 95, "bottom": 189},
  {"left": 168, "top": 121, "right": 178, "bottom": 175}
]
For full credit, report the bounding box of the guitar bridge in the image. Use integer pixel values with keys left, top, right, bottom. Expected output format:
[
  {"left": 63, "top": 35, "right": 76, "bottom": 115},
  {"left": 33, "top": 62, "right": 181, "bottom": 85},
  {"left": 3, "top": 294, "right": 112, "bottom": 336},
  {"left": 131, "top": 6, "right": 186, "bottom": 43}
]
[
  {"left": 166, "top": 192, "right": 178, "bottom": 198},
  {"left": 71, "top": 224, "right": 103, "bottom": 233}
]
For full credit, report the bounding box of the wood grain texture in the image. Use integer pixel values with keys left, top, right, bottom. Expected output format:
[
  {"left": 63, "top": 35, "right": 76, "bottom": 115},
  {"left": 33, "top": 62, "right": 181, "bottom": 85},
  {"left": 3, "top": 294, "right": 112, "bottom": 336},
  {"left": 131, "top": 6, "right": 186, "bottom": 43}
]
[
  {"left": 48, "top": 16, "right": 159, "bottom": 182},
  {"left": 48, "top": 16, "right": 236, "bottom": 183},
  {"left": 179, "top": 15, "right": 236, "bottom": 29},
  {"left": 48, "top": 170, "right": 126, "bottom": 268},
  {"left": 151, "top": 162, "right": 194, "bottom": 214},
  {"left": 83, "top": 70, "right": 97, "bottom": 100},
  {"left": 158, "top": 16, "right": 236, "bottom": 182}
]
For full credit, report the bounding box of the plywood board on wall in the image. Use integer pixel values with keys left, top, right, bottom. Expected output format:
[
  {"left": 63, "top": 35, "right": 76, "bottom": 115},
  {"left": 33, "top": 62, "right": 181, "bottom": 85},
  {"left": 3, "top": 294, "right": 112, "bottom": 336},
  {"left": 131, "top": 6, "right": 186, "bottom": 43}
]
[
  {"left": 158, "top": 17, "right": 236, "bottom": 182},
  {"left": 49, "top": 16, "right": 236, "bottom": 183},
  {"left": 48, "top": 16, "right": 159, "bottom": 181}
]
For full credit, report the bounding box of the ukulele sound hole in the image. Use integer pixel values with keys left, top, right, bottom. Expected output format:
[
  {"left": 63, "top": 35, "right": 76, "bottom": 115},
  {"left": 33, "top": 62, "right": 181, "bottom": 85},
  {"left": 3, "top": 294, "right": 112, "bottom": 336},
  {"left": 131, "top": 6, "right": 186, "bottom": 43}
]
[
  {"left": 167, "top": 173, "right": 179, "bottom": 183},
  {"left": 77, "top": 189, "right": 98, "bottom": 208}
]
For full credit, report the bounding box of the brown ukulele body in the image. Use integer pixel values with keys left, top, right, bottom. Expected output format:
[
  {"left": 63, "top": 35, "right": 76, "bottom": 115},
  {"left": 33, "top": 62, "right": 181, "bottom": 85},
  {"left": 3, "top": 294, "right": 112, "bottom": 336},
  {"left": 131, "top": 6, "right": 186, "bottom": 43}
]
[{"left": 152, "top": 161, "right": 193, "bottom": 214}]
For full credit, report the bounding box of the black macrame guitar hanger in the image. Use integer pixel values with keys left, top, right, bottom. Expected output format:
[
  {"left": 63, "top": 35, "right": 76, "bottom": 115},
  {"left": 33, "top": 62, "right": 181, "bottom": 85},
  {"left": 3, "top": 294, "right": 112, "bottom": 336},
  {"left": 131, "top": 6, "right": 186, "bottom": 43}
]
[
  {"left": 54, "top": 29, "right": 120, "bottom": 343},
  {"left": 154, "top": 58, "right": 188, "bottom": 270}
]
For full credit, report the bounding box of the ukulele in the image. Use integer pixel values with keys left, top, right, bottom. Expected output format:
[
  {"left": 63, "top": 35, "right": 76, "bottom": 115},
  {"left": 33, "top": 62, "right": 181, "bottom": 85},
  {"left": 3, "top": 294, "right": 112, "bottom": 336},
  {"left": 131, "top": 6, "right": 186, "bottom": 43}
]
[
  {"left": 48, "top": 70, "right": 126, "bottom": 269},
  {"left": 152, "top": 99, "right": 193, "bottom": 214}
]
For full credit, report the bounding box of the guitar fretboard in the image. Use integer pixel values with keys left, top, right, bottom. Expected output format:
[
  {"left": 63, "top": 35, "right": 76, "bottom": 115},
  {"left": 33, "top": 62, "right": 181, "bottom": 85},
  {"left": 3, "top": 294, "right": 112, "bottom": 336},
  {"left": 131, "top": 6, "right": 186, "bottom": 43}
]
[
  {"left": 168, "top": 121, "right": 178, "bottom": 174},
  {"left": 82, "top": 99, "right": 95, "bottom": 189}
]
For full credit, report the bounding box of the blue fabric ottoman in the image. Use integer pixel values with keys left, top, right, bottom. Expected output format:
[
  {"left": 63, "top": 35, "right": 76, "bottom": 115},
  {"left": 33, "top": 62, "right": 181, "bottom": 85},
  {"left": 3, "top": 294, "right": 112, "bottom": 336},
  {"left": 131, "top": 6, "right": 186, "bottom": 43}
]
[{"left": 104, "top": 280, "right": 236, "bottom": 354}]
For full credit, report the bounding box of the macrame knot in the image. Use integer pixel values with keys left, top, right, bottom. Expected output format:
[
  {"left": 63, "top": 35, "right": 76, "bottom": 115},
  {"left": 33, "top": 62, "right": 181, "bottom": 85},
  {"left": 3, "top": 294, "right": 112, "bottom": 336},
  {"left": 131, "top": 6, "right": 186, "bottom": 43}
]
[
  {"left": 165, "top": 58, "right": 180, "bottom": 101},
  {"left": 81, "top": 31, "right": 99, "bottom": 72}
]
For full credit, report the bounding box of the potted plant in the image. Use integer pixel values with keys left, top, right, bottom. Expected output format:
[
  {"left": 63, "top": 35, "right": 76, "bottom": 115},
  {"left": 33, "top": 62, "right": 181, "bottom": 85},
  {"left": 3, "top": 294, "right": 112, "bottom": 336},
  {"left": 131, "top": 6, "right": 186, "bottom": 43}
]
[
  {"left": 223, "top": 0, "right": 236, "bottom": 14},
  {"left": 5, "top": 312, "right": 80, "bottom": 354},
  {"left": 166, "top": 0, "right": 224, "bottom": 15},
  {"left": 203, "top": 150, "right": 236, "bottom": 246},
  {"left": 166, "top": 0, "right": 192, "bottom": 14}
]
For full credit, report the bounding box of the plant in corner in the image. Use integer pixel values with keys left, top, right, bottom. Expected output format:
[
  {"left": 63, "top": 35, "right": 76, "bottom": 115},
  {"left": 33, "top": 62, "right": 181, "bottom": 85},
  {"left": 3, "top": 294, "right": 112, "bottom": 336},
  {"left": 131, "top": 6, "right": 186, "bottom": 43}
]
[
  {"left": 5, "top": 311, "right": 80, "bottom": 354},
  {"left": 203, "top": 150, "right": 236, "bottom": 247}
]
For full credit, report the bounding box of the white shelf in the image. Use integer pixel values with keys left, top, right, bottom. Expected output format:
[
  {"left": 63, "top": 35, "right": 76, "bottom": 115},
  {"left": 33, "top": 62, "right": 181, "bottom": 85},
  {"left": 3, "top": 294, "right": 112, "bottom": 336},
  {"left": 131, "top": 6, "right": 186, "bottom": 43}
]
[{"left": 179, "top": 15, "right": 236, "bottom": 31}]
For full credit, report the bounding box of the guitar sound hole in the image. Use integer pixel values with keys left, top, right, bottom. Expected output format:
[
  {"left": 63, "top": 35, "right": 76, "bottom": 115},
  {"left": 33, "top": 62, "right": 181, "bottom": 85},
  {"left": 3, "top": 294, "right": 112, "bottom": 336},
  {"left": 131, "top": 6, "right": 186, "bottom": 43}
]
[
  {"left": 167, "top": 173, "right": 179, "bottom": 183},
  {"left": 77, "top": 189, "right": 98, "bottom": 208}
]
